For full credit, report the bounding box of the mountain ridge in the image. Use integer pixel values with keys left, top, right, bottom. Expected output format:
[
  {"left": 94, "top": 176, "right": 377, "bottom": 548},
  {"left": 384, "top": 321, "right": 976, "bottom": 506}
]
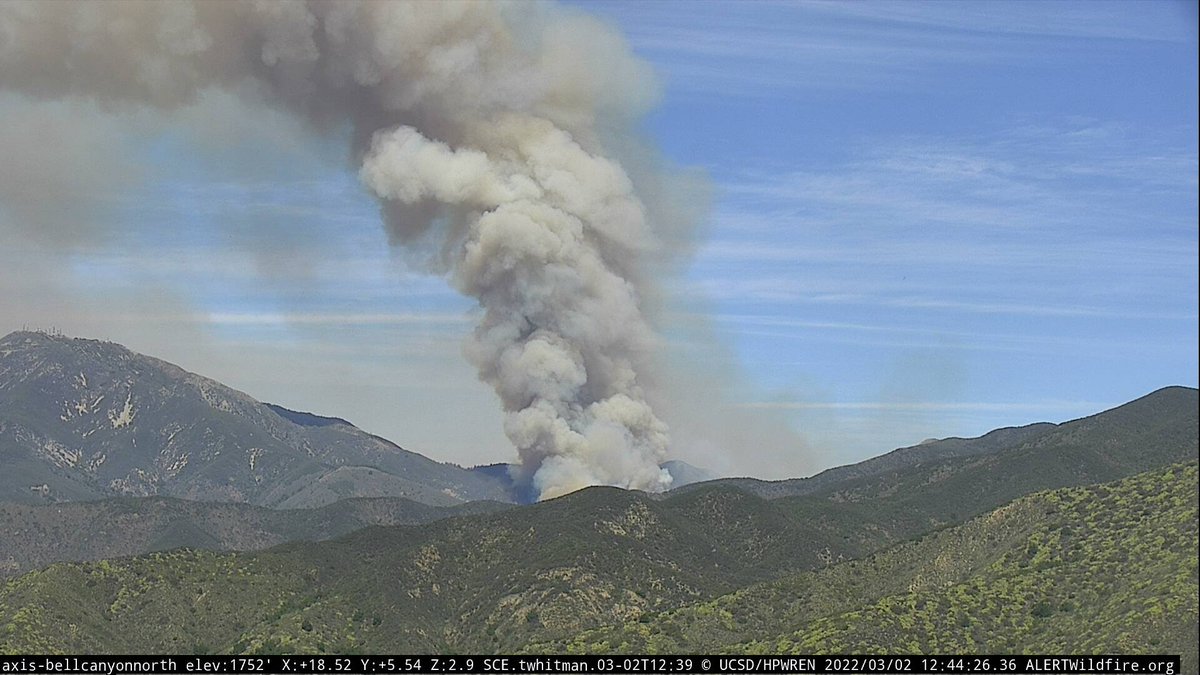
[
  {"left": 531, "top": 462, "right": 1198, "bottom": 669},
  {"left": 673, "top": 385, "right": 1196, "bottom": 501},
  {"left": 2, "top": 462, "right": 1191, "bottom": 657},
  {"left": 0, "top": 330, "right": 513, "bottom": 507},
  {"left": 0, "top": 494, "right": 513, "bottom": 580},
  {"left": 2, "top": 328, "right": 1195, "bottom": 658}
]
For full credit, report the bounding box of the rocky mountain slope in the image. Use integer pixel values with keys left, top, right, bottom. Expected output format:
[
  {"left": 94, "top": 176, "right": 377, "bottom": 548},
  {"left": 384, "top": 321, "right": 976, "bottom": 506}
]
[{"left": 0, "top": 331, "right": 512, "bottom": 507}]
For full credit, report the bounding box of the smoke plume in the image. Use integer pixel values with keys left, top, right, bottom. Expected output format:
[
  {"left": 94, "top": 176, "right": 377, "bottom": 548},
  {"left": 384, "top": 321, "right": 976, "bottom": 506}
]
[{"left": 0, "top": 0, "right": 696, "bottom": 499}]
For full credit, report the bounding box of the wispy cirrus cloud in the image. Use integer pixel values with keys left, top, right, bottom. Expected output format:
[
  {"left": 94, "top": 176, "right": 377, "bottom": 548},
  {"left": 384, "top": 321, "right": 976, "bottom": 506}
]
[
  {"left": 584, "top": 0, "right": 1195, "bottom": 96},
  {"left": 684, "top": 121, "right": 1197, "bottom": 326},
  {"left": 803, "top": 1, "right": 1196, "bottom": 43},
  {"left": 697, "top": 312, "right": 1182, "bottom": 358},
  {"left": 696, "top": 238, "right": 1195, "bottom": 277},
  {"left": 736, "top": 399, "right": 1103, "bottom": 414},
  {"left": 678, "top": 276, "right": 1196, "bottom": 321},
  {"left": 720, "top": 124, "right": 1197, "bottom": 233}
]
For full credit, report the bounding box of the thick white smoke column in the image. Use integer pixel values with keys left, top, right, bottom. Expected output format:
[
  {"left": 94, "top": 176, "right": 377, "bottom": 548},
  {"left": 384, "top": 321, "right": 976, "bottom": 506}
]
[
  {"left": 0, "top": 1, "right": 676, "bottom": 499},
  {"left": 360, "top": 122, "right": 670, "bottom": 498}
]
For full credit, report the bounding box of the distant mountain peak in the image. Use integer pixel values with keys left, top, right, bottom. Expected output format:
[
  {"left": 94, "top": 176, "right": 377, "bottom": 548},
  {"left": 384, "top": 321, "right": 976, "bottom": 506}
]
[
  {"left": 660, "top": 459, "right": 718, "bottom": 487},
  {"left": 263, "top": 403, "right": 353, "bottom": 428},
  {"left": 0, "top": 331, "right": 514, "bottom": 507}
]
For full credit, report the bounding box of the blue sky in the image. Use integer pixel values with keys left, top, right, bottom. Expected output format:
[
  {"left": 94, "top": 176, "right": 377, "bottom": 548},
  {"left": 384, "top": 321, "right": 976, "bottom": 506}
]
[
  {"left": 588, "top": 0, "right": 1199, "bottom": 462},
  {"left": 1, "top": 0, "right": 1196, "bottom": 477}
]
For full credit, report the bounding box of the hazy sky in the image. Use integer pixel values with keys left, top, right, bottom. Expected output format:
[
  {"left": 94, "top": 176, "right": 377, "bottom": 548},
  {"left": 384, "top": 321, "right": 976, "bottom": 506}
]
[{"left": 1, "top": 0, "right": 1196, "bottom": 478}]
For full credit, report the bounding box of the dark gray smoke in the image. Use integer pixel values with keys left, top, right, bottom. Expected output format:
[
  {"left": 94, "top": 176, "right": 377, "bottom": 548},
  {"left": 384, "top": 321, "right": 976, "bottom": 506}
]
[{"left": 0, "top": 0, "right": 706, "bottom": 499}]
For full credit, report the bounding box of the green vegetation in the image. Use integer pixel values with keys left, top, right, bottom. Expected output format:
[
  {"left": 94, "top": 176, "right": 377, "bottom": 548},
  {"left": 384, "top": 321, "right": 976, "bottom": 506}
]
[
  {"left": 0, "top": 496, "right": 510, "bottom": 580},
  {"left": 0, "top": 484, "right": 889, "bottom": 653},
  {"left": 536, "top": 463, "right": 1199, "bottom": 672},
  {"left": 1, "top": 358, "right": 1194, "bottom": 662},
  {"left": 2, "top": 463, "right": 1195, "bottom": 664}
]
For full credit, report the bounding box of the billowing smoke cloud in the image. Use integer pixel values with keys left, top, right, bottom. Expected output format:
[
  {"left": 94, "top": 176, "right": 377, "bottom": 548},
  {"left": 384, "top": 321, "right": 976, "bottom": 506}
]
[{"left": 0, "top": 0, "right": 695, "bottom": 499}]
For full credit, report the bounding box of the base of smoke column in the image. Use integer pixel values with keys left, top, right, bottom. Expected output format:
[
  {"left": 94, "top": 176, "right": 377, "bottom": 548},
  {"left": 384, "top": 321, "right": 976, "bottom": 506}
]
[{"left": 469, "top": 459, "right": 714, "bottom": 504}]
